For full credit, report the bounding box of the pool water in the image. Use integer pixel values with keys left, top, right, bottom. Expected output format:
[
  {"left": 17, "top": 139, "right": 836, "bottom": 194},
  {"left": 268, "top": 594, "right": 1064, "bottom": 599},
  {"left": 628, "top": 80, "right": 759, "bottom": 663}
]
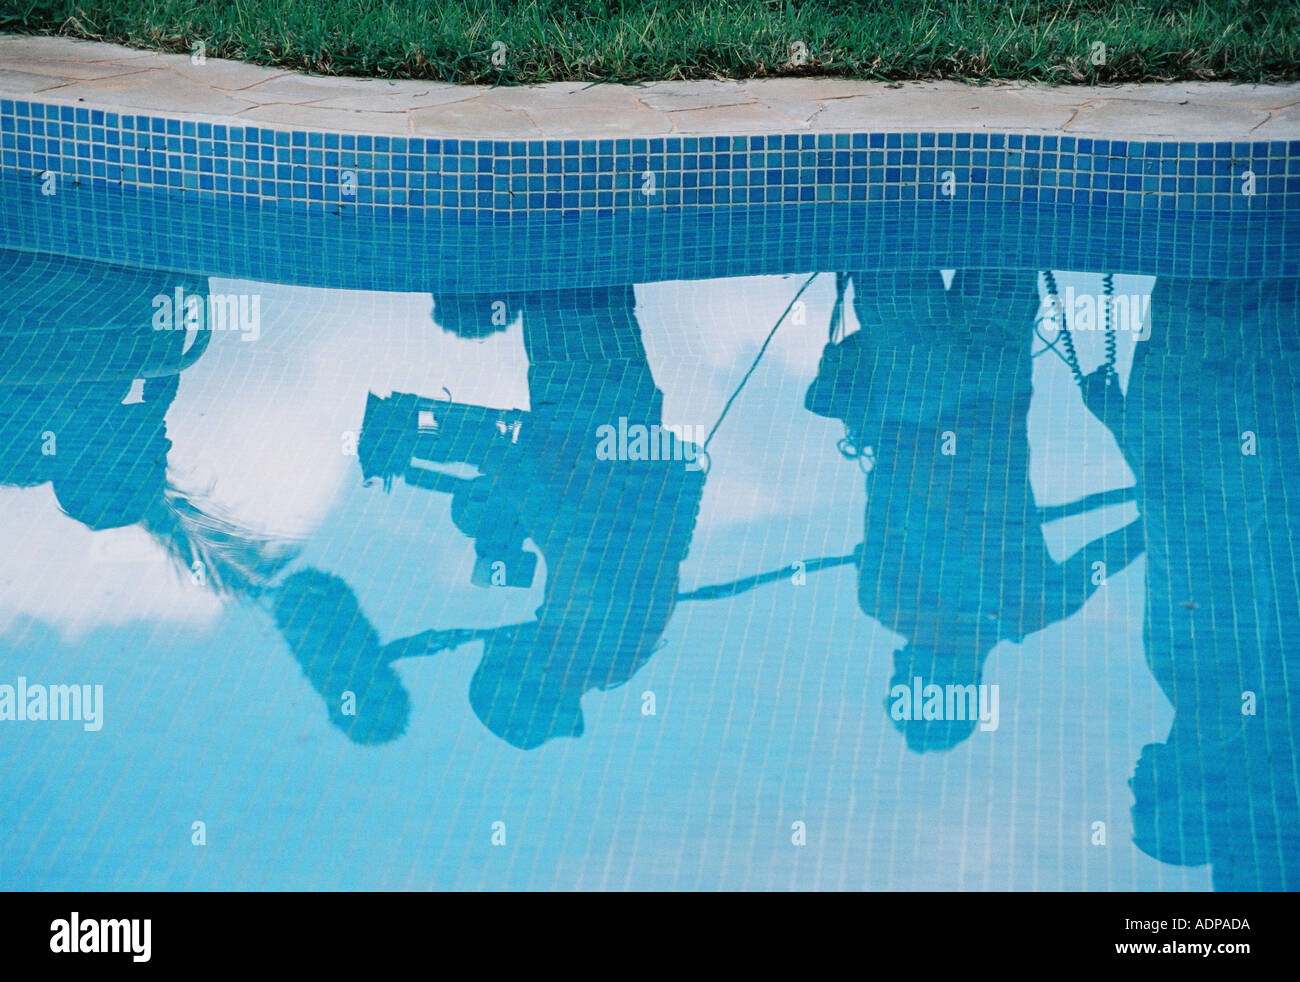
[{"left": 0, "top": 179, "right": 1297, "bottom": 891}]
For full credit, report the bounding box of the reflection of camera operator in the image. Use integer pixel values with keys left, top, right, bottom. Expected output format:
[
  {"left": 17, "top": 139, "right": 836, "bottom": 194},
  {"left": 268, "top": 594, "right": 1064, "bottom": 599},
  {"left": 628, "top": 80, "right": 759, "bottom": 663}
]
[
  {"left": 356, "top": 285, "right": 706, "bottom": 749},
  {"left": 806, "top": 268, "right": 1140, "bottom": 752},
  {"left": 0, "top": 249, "right": 210, "bottom": 530}
]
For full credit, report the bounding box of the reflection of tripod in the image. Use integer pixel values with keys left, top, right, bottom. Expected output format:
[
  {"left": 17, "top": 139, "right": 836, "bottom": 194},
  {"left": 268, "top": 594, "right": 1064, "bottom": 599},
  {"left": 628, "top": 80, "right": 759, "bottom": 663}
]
[{"left": 359, "top": 390, "right": 536, "bottom": 588}]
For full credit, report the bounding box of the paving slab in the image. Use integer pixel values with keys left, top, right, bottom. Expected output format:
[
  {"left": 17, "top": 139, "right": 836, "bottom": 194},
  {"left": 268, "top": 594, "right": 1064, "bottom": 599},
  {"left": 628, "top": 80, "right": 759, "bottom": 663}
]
[
  {"left": 409, "top": 100, "right": 542, "bottom": 138},
  {"left": 0, "top": 67, "right": 69, "bottom": 93},
  {"left": 31, "top": 68, "right": 256, "bottom": 114},
  {"left": 237, "top": 102, "right": 411, "bottom": 134},
  {"left": 1064, "top": 99, "right": 1271, "bottom": 139},
  {"left": 1, "top": 35, "right": 1297, "bottom": 139}
]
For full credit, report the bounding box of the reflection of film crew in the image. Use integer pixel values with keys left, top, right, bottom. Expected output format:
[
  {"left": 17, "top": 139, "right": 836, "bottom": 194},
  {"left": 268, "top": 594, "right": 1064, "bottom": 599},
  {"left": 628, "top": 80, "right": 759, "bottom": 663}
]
[
  {"left": 347, "top": 285, "right": 710, "bottom": 749},
  {"left": 357, "top": 377, "right": 707, "bottom": 748}
]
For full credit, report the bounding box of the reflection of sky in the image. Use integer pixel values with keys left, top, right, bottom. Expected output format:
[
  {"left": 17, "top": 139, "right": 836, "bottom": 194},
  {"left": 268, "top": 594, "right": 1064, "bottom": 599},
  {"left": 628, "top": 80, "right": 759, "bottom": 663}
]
[{"left": 0, "top": 270, "right": 1208, "bottom": 890}]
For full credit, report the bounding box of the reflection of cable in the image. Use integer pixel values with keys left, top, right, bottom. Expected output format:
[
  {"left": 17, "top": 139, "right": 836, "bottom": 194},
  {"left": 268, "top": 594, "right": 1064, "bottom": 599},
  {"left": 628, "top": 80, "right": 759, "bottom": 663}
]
[
  {"left": 702, "top": 272, "right": 820, "bottom": 452},
  {"left": 380, "top": 621, "right": 534, "bottom": 661},
  {"left": 1044, "top": 269, "right": 1085, "bottom": 387},
  {"left": 676, "top": 546, "right": 862, "bottom": 602},
  {"left": 1039, "top": 270, "right": 1118, "bottom": 391},
  {"left": 1102, "top": 272, "right": 1117, "bottom": 373},
  {"left": 692, "top": 446, "right": 712, "bottom": 476},
  {"left": 837, "top": 431, "right": 876, "bottom": 474},
  {"left": 828, "top": 272, "right": 850, "bottom": 343},
  {"left": 1032, "top": 285, "right": 1071, "bottom": 367}
]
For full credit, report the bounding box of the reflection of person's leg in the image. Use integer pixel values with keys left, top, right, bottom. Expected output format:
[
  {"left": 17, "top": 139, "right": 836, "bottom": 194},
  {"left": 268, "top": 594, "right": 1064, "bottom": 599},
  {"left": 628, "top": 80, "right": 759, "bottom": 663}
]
[
  {"left": 850, "top": 269, "right": 1032, "bottom": 346},
  {"left": 524, "top": 297, "right": 693, "bottom": 688},
  {"left": 873, "top": 379, "right": 1037, "bottom": 753},
  {"left": 1138, "top": 278, "right": 1300, "bottom": 363},
  {"left": 524, "top": 286, "right": 662, "bottom": 453},
  {"left": 1129, "top": 402, "right": 1229, "bottom": 869}
]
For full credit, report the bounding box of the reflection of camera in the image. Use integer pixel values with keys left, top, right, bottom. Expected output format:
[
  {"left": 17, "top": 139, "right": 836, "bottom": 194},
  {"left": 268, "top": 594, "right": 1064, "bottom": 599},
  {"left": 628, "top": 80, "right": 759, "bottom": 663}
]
[
  {"left": 471, "top": 550, "right": 538, "bottom": 589},
  {"left": 361, "top": 391, "right": 538, "bottom": 590},
  {"left": 360, "top": 391, "right": 523, "bottom": 488}
]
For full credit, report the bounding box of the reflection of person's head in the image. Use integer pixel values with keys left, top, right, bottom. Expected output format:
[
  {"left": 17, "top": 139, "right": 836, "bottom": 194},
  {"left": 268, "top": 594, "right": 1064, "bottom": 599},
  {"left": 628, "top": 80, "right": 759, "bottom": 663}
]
[
  {"left": 431, "top": 294, "right": 522, "bottom": 340},
  {"left": 885, "top": 645, "right": 984, "bottom": 753},
  {"left": 273, "top": 569, "right": 411, "bottom": 745},
  {"left": 1129, "top": 740, "right": 1212, "bottom": 868},
  {"left": 51, "top": 407, "right": 172, "bottom": 530},
  {"left": 0, "top": 384, "right": 174, "bottom": 531},
  {"left": 469, "top": 624, "right": 585, "bottom": 750}
]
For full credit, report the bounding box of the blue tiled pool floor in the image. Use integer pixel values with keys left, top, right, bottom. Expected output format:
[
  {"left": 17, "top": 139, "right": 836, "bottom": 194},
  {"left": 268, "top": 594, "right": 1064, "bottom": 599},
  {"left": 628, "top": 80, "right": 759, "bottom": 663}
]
[{"left": 0, "top": 181, "right": 1297, "bottom": 889}]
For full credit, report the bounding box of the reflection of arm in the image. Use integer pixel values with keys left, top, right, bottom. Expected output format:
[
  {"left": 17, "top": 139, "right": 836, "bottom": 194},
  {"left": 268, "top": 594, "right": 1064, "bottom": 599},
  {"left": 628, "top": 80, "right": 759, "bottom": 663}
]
[
  {"left": 403, "top": 469, "right": 528, "bottom": 556},
  {"left": 1030, "top": 517, "right": 1145, "bottom": 635},
  {"left": 400, "top": 467, "right": 472, "bottom": 496}
]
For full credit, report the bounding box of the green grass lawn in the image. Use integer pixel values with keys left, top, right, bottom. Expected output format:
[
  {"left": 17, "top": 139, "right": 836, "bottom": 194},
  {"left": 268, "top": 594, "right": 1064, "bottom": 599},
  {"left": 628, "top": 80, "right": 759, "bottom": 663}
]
[{"left": 2, "top": 0, "right": 1297, "bottom": 84}]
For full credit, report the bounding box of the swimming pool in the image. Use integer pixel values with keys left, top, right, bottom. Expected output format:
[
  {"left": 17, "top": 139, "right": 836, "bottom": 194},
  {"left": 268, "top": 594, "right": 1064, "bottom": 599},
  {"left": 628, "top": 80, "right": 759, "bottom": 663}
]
[{"left": 1, "top": 102, "right": 1297, "bottom": 890}]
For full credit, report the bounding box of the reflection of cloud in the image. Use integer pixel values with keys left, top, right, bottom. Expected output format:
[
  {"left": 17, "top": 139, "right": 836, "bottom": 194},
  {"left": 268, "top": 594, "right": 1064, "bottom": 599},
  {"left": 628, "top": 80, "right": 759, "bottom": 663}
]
[
  {"left": 638, "top": 274, "right": 838, "bottom": 379},
  {"left": 1028, "top": 271, "right": 1154, "bottom": 508},
  {"left": 164, "top": 280, "right": 531, "bottom": 540},
  {"left": 0, "top": 486, "right": 221, "bottom": 640},
  {"left": 638, "top": 275, "right": 859, "bottom": 531}
]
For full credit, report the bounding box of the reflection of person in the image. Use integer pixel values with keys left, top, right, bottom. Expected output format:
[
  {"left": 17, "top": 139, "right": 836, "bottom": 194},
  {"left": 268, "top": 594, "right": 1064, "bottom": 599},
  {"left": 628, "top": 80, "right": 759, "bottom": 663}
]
[
  {"left": 0, "top": 249, "right": 205, "bottom": 530},
  {"left": 1117, "top": 277, "right": 1300, "bottom": 890},
  {"left": 0, "top": 249, "right": 294, "bottom": 588},
  {"left": 806, "top": 269, "right": 1140, "bottom": 752},
  {"left": 357, "top": 287, "right": 706, "bottom": 749}
]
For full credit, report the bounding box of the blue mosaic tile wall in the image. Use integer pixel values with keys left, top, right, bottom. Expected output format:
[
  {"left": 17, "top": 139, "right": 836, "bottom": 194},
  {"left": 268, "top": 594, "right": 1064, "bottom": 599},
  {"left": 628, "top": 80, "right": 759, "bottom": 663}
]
[{"left": 2, "top": 98, "right": 1298, "bottom": 217}]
